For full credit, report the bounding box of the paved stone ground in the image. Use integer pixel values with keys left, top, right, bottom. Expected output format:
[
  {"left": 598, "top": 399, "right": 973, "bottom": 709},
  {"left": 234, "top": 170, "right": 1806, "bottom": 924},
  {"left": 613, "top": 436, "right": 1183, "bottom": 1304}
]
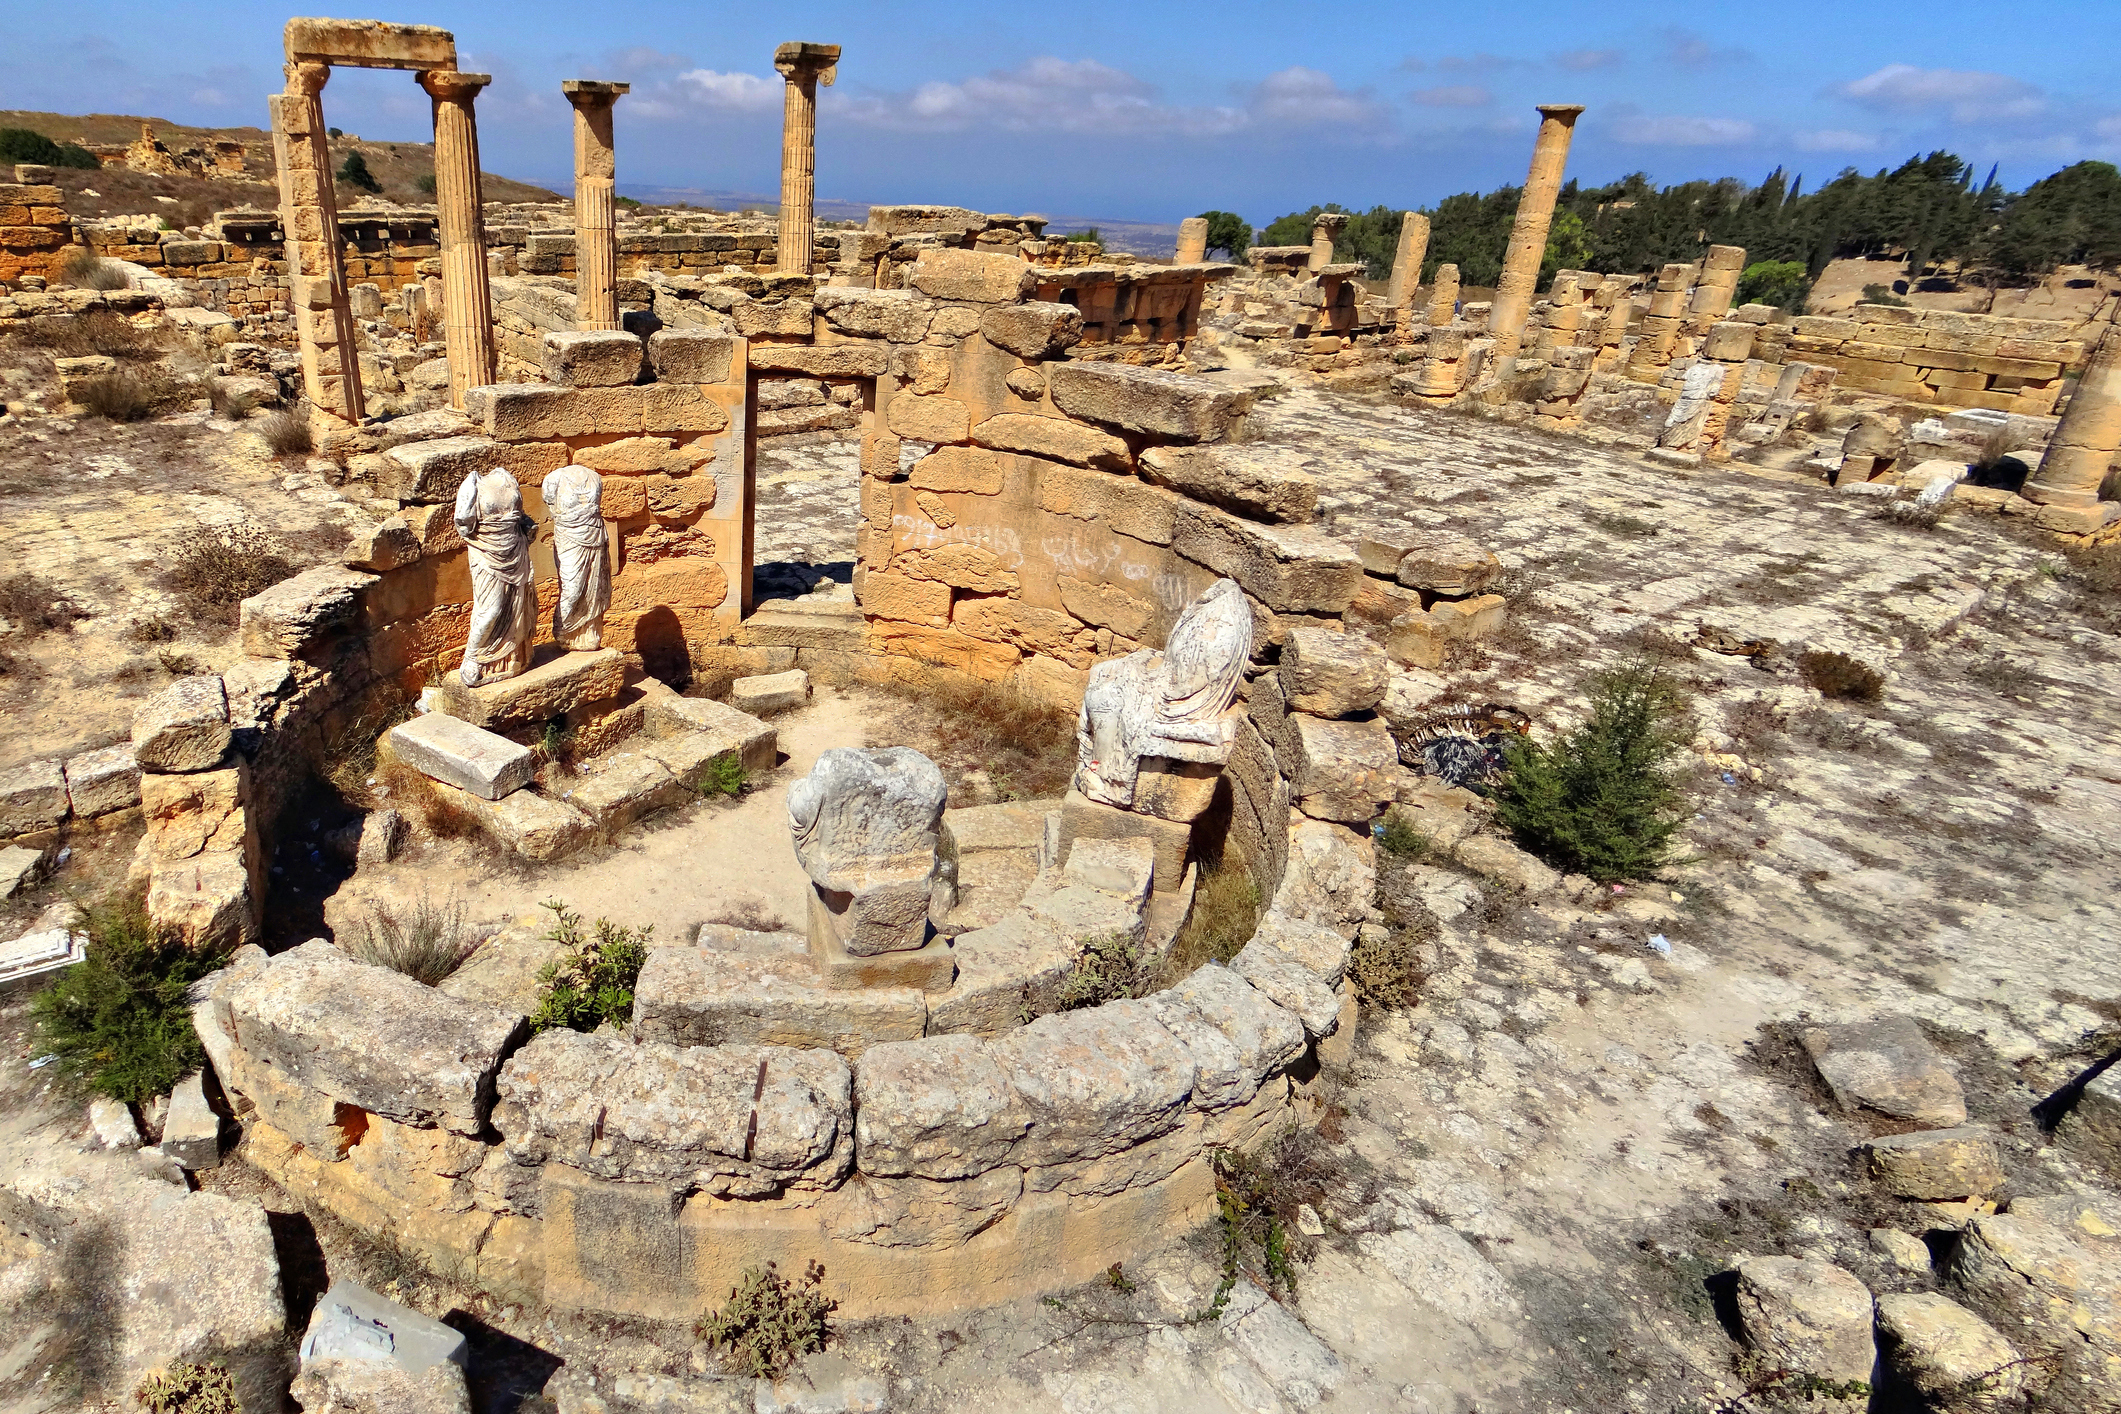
[{"left": 751, "top": 435, "right": 860, "bottom": 604}]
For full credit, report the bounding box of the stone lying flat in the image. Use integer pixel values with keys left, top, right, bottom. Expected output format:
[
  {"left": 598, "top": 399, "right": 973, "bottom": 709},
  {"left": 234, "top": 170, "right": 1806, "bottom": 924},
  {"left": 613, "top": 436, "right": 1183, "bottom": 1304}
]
[
  {"left": 1046, "top": 362, "right": 1245, "bottom": 442},
  {"left": 943, "top": 847, "right": 1040, "bottom": 933},
  {"left": 729, "top": 669, "right": 811, "bottom": 716},
  {"left": 437, "top": 913, "right": 567, "bottom": 1018},
  {"left": 1874, "top": 1292, "right": 2024, "bottom": 1410},
  {"left": 853, "top": 1033, "right": 1030, "bottom": 1180},
  {"left": 1059, "top": 791, "right": 1190, "bottom": 897},
  {"left": 238, "top": 565, "right": 374, "bottom": 659},
  {"left": 928, "top": 913, "right": 1078, "bottom": 1036},
  {"left": 1, "top": 845, "right": 50, "bottom": 898},
  {"left": 633, "top": 944, "right": 925, "bottom": 1054},
  {"left": 1139, "top": 443, "right": 1320, "bottom": 523},
  {"left": 226, "top": 940, "right": 524, "bottom": 1136},
  {"left": 1022, "top": 879, "right": 1147, "bottom": 949},
  {"left": 1279, "top": 627, "right": 1388, "bottom": 718},
  {"left": 300, "top": 1278, "right": 469, "bottom": 1374},
  {"left": 1248, "top": 910, "right": 1353, "bottom": 989},
  {"left": 551, "top": 750, "right": 686, "bottom": 834},
  {"left": 431, "top": 648, "right": 625, "bottom": 731},
  {"left": 808, "top": 907, "right": 955, "bottom": 992},
  {"left": 1150, "top": 963, "right": 1304, "bottom": 1092},
  {"left": 1063, "top": 837, "right": 1154, "bottom": 904},
  {"left": 1802, "top": 1016, "right": 1968, "bottom": 1126},
  {"left": 130, "top": 677, "right": 231, "bottom": 774},
  {"left": 638, "top": 681, "right": 778, "bottom": 774},
  {"left": 387, "top": 713, "right": 534, "bottom": 801},
  {"left": 1172, "top": 506, "right": 1364, "bottom": 614},
  {"left": 452, "top": 785, "right": 592, "bottom": 861},
  {"left": 1862, "top": 1126, "right": 2005, "bottom": 1200},
  {"left": 542, "top": 329, "right": 644, "bottom": 388},
  {"left": 1231, "top": 941, "right": 1341, "bottom": 1038},
  {"left": 987, "top": 998, "right": 1197, "bottom": 1167},
  {"left": 492, "top": 1030, "right": 851, "bottom": 1195}
]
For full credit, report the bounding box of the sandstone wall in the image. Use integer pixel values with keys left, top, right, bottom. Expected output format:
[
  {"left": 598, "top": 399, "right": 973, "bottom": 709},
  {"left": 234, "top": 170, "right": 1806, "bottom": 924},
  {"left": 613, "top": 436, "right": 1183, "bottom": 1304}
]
[
  {"left": 0, "top": 177, "right": 76, "bottom": 286},
  {"left": 1781, "top": 304, "right": 2092, "bottom": 415}
]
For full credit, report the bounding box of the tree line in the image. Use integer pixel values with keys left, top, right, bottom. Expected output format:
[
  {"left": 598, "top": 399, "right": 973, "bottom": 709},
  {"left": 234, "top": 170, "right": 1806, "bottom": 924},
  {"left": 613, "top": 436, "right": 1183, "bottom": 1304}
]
[{"left": 1208, "top": 154, "right": 2121, "bottom": 294}]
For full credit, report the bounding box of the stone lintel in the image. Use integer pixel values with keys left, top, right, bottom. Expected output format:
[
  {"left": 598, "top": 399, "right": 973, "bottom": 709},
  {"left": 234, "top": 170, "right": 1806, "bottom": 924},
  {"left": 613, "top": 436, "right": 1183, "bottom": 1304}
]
[
  {"left": 284, "top": 18, "right": 457, "bottom": 71},
  {"left": 432, "top": 647, "right": 627, "bottom": 731}
]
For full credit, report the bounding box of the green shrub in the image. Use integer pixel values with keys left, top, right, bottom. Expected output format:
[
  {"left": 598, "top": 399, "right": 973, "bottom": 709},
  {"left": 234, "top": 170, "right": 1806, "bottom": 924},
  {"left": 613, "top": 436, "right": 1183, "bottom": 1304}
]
[
  {"left": 1375, "top": 809, "right": 1430, "bottom": 858},
  {"left": 415, "top": 173, "right": 437, "bottom": 195},
  {"left": 1735, "top": 259, "right": 1810, "bottom": 311},
  {"left": 31, "top": 890, "right": 226, "bottom": 1103},
  {"left": 1860, "top": 283, "right": 1910, "bottom": 307},
  {"left": 1798, "top": 649, "right": 1883, "bottom": 702},
  {"left": 528, "top": 901, "right": 651, "bottom": 1034},
  {"left": 1349, "top": 923, "right": 1425, "bottom": 1008},
  {"left": 697, "top": 1261, "right": 835, "bottom": 1377},
  {"left": 1064, "top": 227, "right": 1102, "bottom": 244},
  {"left": 135, "top": 1361, "right": 239, "bottom": 1414},
  {"left": 336, "top": 150, "right": 381, "bottom": 193},
  {"left": 1494, "top": 663, "right": 1689, "bottom": 883},
  {"left": 0, "top": 127, "right": 100, "bottom": 169},
  {"left": 1056, "top": 931, "right": 1145, "bottom": 1011},
  {"left": 349, "top": 890, "right": 474, "bottom": 984},
  {"left": 696, "top": 753, "right": 746, "bottom": 797}
]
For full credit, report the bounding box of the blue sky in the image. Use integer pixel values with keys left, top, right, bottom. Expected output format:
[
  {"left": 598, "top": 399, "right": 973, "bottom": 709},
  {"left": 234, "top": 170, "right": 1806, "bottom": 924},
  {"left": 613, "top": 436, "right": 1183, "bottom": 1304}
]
[{"left": 9, "top": 0, "right": 2119, "bottom": 223}]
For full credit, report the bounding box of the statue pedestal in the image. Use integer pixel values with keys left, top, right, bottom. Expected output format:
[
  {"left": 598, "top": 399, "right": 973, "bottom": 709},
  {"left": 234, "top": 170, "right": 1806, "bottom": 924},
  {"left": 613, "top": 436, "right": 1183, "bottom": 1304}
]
[
  {"left": 1056, "top": 791, "right": 1193, "bottom": 898},
  {"left": 433, "top": 646, "right": 626, "bottom": 731},
  {"left": 807, "top": 887, "right": 955, "bottom": 993}
]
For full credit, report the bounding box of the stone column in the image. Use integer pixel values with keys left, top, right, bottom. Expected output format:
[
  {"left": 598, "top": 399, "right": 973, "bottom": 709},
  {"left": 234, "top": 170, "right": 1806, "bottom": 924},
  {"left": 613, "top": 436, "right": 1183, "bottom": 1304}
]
[
  {"left": 1308, "top": 212, "right": 1348, "bottom": 272},
  {"left": 2025, "top": 325, "right": 2121, "bottom": 511},
  {"left": 773, "top": 42, "right": 840, "bottom": 276},
  {"left": 1386, "top": 212, "right": 1430, "bottom": 310},
  {"left": 562, "top": 80, "right": 629, "bottom": 332},
  {"left": 419, "top": 69, "right": 497, "bottom": 407},
  {"left": 270, "top": 61, "right": 365, "bottom": 430},
  {"left": 1174, "top": 216, "right": 1208, "bottom": 264},
  {"left": 1428, "top": 263, "right": 1460, "bottom": 327},
  {"left": 1487, "top": 103, "right": 1585, "bottom": 362},
  {"left": 1688, "top": 245, "right": 1746, "bottom": 330}
]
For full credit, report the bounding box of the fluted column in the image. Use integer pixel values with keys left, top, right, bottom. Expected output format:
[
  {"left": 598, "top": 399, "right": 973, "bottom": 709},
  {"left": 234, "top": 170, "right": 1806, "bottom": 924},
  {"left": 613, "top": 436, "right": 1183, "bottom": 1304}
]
[
  {"left": 562, "top": 79, "right": 629, "bottom": 331},
  {"left": 1488, "top": 103, "right": 1585, "bottom": 362},
  {"left": 2026, "top": 325, "right": 2121, "bottom": 509},
  {"left": 774, "top": 42, "right": 840, "bottom": 276},
  {"left": 1174, "top": 216, "right": 1208, "bottom": 264},
  {"left": 420, "top": 69, "right": 496, "bottom": 407},
  {"left": 270, "top": 61, "right": 365, "bottom": 429},
  {"left": 1387, "top": 212, "right": 1430, "bottom": 310},
  {"left": 1308, "top": 212, "right": 1348, "bottom": 273}
]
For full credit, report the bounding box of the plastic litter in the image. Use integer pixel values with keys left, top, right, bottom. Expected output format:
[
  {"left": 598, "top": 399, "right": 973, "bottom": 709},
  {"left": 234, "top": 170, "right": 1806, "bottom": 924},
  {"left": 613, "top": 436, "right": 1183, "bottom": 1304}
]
[{"left": 1645, "top": 934, "right": 1672, "bottom": 957}]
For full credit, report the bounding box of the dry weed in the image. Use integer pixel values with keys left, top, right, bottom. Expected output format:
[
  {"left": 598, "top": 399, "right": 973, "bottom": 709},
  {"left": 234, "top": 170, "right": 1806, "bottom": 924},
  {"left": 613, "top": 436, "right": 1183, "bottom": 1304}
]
[
  {"left": 1159, "top": 849, "right": 1260, "bottom": 986},
  {"left": 164, "top": 525, "right": 298, "bottom": 622},
  {"left": 0, "top": 574, "right": 82, "bottom": 636}
]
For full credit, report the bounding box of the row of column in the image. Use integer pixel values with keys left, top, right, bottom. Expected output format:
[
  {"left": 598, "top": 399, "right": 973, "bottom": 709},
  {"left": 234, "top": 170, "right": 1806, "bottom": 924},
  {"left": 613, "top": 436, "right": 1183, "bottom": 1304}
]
[{"left": 274, "top": 43, "right": 840, "bottom": 432}]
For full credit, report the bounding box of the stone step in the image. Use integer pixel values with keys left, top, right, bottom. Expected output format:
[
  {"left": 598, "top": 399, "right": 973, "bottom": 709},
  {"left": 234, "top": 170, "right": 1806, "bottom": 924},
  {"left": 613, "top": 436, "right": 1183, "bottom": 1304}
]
[
  {"left": 387, "top": 713, "right": 534, "bottom": 801},
  {"left": 432, "top": 646, "right": 627, "bottom": 732}
]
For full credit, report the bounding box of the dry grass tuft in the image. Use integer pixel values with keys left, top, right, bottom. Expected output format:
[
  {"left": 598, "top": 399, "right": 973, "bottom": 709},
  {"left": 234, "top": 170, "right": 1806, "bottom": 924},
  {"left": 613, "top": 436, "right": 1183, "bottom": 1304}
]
[
  {"left": 884, "top": 675, "right": 1077, "bottom": 801},
  {"left": 1159, "top": 848, "right": 1261, "bottom": 987},
  {"left": 0, "top": 573, "right": 83, "bottom": 636},
  {"left": 60, "top": 251, "right": 130, "bottom": 292},
  {"left": 164, "top": 524, "right": 299, "bottom": 622},
  {"left": 1798, "top": 649, "right": 1883, "bottom": 702},
  {"left": 347, "top": 889, "right": 474, "bottom": 984},
  {"left": 259, "top": 409, "right": 314, "bottom": 457},
  {"left": 75, "top": 371, "right": 166, "bottom": 421},
  {"left": 321, "top": 689, "right": 414, "bottom": 805},
  {"left": 375, "top": 758, "right": 484, "bottom": 840}
]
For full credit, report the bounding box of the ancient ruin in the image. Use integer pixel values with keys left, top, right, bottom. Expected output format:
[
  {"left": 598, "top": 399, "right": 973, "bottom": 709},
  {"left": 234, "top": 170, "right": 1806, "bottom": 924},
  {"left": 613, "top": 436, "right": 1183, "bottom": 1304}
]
[{"left": 0, "top": 15, "right": 2117, "bottom": 1414}]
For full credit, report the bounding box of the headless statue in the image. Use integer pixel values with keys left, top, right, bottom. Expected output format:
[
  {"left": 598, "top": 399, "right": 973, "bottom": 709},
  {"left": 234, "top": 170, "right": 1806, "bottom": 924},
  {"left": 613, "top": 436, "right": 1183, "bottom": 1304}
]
[
  {"left": 1075, "top": 578, "right": 1253, "bottom": 809},
  {"left": 454, "top": 467, "right": 535, "bottom": 687},
  {"left": 541, "top": 464, "right": 609, "bottom": 650}
]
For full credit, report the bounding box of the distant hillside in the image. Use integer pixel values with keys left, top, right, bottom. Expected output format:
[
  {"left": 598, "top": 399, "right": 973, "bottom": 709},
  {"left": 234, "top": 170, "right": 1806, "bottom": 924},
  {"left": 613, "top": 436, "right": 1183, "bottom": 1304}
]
[{"left": 2, "top": 111, "right": 560, "bottom": 222}]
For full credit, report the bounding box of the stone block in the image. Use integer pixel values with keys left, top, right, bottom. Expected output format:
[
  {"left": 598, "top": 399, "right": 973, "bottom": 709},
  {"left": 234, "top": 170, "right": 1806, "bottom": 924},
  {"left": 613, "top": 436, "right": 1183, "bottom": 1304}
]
[
  {"left": 1357, "top": 530, "right": 1500, "bottom": 596},
  {"left": 638, "top": 683, "right": 778, "bottom": 774},
  {"left": 1453, "top": 834, "right": 1560, "bottom": 894},
  {"left": 1130, "top": 758, "right": 1220, "bottom": 824},
  {"left": 1862, "top": 1126, "right": 2006, "bottom": 1200},
  {"left": 299, "top": 1278, "right": 468, "bottom": 1373},
  {"left": 1732, "top": 1257, "right": 1876, "bottom": 1386},
  {"left": 494, "top": 1030, "right": 851, "bottom": 1193},
  {"left": 1047, "top": 362, "right": 1245, "bottom": 442},
  {"left": 986, "top": 999, "right": 1195, "bottom": 1166},
  {"left": 1802, "top": 1017, "right": 1967, "bottom": 1126},
  {"left": 646, "top": 328, "right": 737, "bottom": 384},
  {"left": 1285, "top": 715, "right": 1395, "bottom": 824},
  {"left": 730, "top": 669, "right": 811, "bottom": 715},
  {"left": 1148, "top": 964, "right": 1303, "bottom": 1095},
  {"left": 1873, "top": 1292, "right": 2025, "bottom": 1412},
  {"left": 162, "top": 1069, "right": 223, "bottom": 1170},
  {"left": 808, "top": 874, "right": 933, "bottom": 957},
  {"left": 1138, "top": 444, "right": 1319, "bottom": 524},
  {"left": 240, "top": 565, "right": 376, "bottom": 659},
  {"left": 1063, "top": 837, "right": 1155, "bottom": 904},
  {"left": 283, "top": 16, "right": 455, "bottom": 68},
  {"left": 887, "top": 393, "right": 972, "bottom": 444},
  {"left": 633, "top": 944, "right": 926, "bottom": 1054},
  {"left": 814, "top": 287, "right": 936, "bottom": 343},
  {"left": 89, "top": 1095, "right": 141, "bottom": 1149},
  {"left": 0, "top": 758, "right": 69, "bottom": 834},
  {"left": 227, "top": 940, "right": 524, "bottom": 1135},
  {"left": 458, "top": 785, "right": 593, "bottom": 861},
  {"left": 131, "top": 676, "right": 232, "bottom": 774},
  {"left": 746, "top": 343, "right": 889, "bottom": 378},
  {"left": 2058, "top": 1065, "right": 2121, "bottom": 1168},
  {"left": 147, "top": 849, "right": 258, "bottom": 949},
  {"left": 1280, "top": 628, "right": 1386, "bottom": 717},
  {"left": 559, "top": 750, "right": 686, "bottom": 835},
  {"left": 978, "top": 302, "right": 1084, "bottom": 358},
  {"left": 431, "top": 648, "right": 626, "bottom": 732},
  {"left": 0, "top": 845, "right": 50, "bottom": 898},
  {"left": 542, "top": 330, "right": 643, "bottom": 388},
  {"left": 927, "top": 915, "right": 1079, "bottom": 1037},
  {"left": 1058, "top": 791, "right": 1192, "bottom": 896},
  {"left": 376, "top": 434, "right": 509, "bottom": 503},
  {"left": 1249, "top": 909, "right": 1353, "bottom": 988},
  {"left": 853, "top": 1033, "right": 1029, "bottom": 1178},
  {"left": 972, "top": 412, "right": 1129, "bottom": 469},
  {"left": 386, "top": 713, "right": 535, "bottom": 801},
  {"left": 64, "top": 743, "right": 141, "bottom": 818},
  {"left": 1173, "top": 507, "right": 1362, "bottom": 613},
  {"left": 809, "top": 917, "right": 956, "bottom": 992},
  {"left": 907, "top": 249, "right": 1038, "bottom": 304}
]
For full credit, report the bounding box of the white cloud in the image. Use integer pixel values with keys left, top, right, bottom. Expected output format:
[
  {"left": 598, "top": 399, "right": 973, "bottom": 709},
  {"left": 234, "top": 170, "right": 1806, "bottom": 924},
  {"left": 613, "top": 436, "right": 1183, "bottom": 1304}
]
[
  {"left": 1835, "top": 64, "right": 2045, "bottom": 122},
  {"left": 1410, "top": 84, "right": 1492, "bottom": 108},
  {"left": 829, "top": 58, "right": 1383, "bottom": 140},
  {"left": 1555, "top": 48, "right": 1622, "bottom": 71},
  {"left": 1794, "top": 128, "right": 1884, "bottom": 152},
  {"left": 1611, "top": 114, "right": 1760, "bottom": 146},
  {"left": 1660, "top": 28, "right": 1748, "bottom": 68},
  {"left": 670, "top": 69, "right": 782, "bottom": 112}
]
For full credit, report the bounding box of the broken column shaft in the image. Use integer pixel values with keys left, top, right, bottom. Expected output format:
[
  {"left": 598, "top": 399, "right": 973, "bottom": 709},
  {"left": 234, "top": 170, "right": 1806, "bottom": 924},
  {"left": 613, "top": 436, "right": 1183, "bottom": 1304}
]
[
  {"left": 1487, "top": 103, "right": 1585, "bottom": 362},
  {"left": 562, "top": 80, "right": 629, "bottom": 332},
  {"left": 1387, "top": 211, "right": 1429, "bottom": 312},
  {"left": 2026, "top": 324, "right": 2121, "bottom": 511},
  {"left": 270, "top": 61, "right": 365, "bottom": 430}
]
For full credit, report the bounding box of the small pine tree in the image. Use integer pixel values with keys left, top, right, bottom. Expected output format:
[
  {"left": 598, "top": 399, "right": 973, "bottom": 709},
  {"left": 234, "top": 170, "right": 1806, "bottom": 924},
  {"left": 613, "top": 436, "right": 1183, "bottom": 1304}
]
[
  {"left": 336, "top": 150, "right": 381, "bottom": 193},
  {"left": 1199, "top": 210, "right": 1252, "bottom": 262},
  {"left": 1494, "top": 664, "right": 1689, "bottom": 882}
]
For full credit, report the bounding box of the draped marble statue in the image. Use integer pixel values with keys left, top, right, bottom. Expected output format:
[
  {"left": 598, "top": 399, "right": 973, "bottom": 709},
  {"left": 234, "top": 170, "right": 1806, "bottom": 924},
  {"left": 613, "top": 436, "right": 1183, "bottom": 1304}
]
[
  {"left": 1075, "top": 578, "right": 1253, "bottom": 810},
  {"left": 453, "top": 467, "right": 536, "bottom": 687},
  {"left": 541, "top": 463, "right": 609, "bottom": 650}
]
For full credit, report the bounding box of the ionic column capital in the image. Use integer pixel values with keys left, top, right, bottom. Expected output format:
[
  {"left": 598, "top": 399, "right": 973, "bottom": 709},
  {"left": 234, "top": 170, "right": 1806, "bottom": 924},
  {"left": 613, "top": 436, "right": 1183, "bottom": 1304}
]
[
  {"left": 773, "top": 41, "right": 841, "bottom": 86},
  {"left": 419, "top": 69, "right": 493, "bottom": 104}
]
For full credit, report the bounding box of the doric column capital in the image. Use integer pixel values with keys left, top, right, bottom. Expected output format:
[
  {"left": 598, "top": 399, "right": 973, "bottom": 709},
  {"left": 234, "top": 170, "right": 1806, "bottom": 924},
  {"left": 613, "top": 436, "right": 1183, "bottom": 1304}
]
[
  {"left": 419, "top": 69, "right": 493, "bottom": 104},
  {"left": 284, "top": 60, "right": 331, "bottom": 98},
  {"left": 1311, "top": 212, "right": 1351, "bottom": 236},
  {"left": 561, "top": 78, "right": 630, "bottom": 111},
  {"left": 1536, "top": 103, "right": 1587, "bottom": 124},
  {"left": 773, "top": 41, "right": 841, "bottom": 87}
]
